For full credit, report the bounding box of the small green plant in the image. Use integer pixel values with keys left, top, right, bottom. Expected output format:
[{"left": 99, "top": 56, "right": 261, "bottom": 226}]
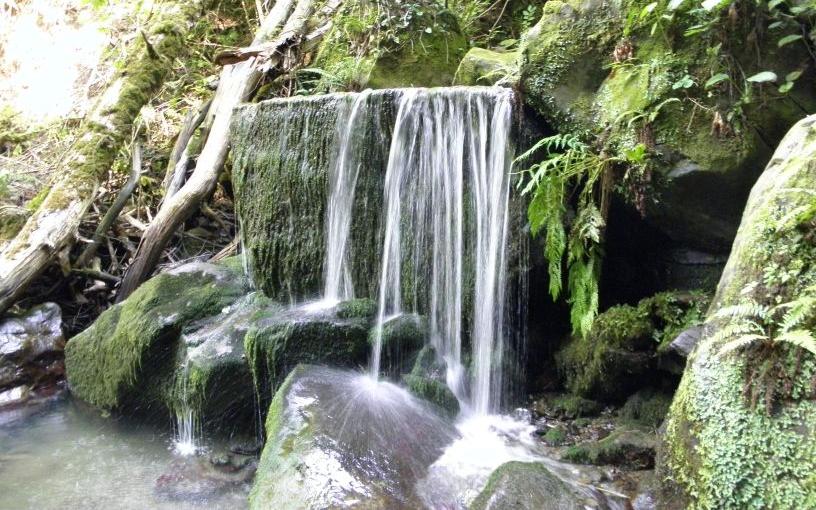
[
  {"left": 516, "top": 134, "right": 607, "bottom": 337},
  {"left": 713, "top": 289, "right": 816, "bottom": 358}
]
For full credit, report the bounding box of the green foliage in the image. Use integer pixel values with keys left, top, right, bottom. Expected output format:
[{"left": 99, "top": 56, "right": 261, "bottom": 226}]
[
  {"left": 516, "top": 134, "right": 605, "bottom": 337},
  {"left": 713, "top": 284, "right": 816, "bottom": 358}
]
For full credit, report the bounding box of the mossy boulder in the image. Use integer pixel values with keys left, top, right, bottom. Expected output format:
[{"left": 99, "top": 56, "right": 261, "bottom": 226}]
[
  {"left": 519, "top": 0, "right": 816, "bottom": 250},
  {"left": 403, "top": 373, "right": 459, "bottom": 418},
  {"left": 249, "top": 364, "right": 458, "bottom": 509},
  {"left": 65, "top": 260, "right": 249, "bottom": 412},
  {"left": 533, "top": 393, "right": 602, "bottom": 419},
  {"left": 556, "top": 291, "right": 709, "bottom": 401},
  {"left": 660, "top": 116, "right": 816, "bottom": 508},
  {"left": 369, "top": 313, "right": 428, "bottom": 377},
  {"left": 469, "top": 461, "right": 591, "bottom": 510},
  {"left": 563, "top": 428, "right": 656, "bottom": 470},
  {"left": 336, "top": 297, "right": 377, "bottom": 321},
  {"left": 454, "top": 48, "right": 519, "bottom": 86},
  {"left": 314, "top": 1, "right": 467, "bottom": 91},
  {"left": 171, "top": 293, "right": 278, "bottom": 433},
  {"left": 619, "top": 389, "right": 672, "bottom": 428},
  {"left": 243, "top": 307, "right": 370, "bottom": 405}
]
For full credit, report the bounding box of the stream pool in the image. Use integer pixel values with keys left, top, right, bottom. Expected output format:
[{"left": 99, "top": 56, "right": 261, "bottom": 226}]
[{"left": 0, "top": 396, "right": 251, "bottom": 509}]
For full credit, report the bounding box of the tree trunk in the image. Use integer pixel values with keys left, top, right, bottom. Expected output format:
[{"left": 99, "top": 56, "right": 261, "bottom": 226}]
[
  {"left": 0, "top": 2, "right": 204, "bottom": 314},
  {"left": 117, "top": 0, "right": 318, "bottom": 300}
]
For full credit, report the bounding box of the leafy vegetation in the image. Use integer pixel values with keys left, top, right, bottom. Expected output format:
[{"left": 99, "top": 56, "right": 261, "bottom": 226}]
[{"left": 516, "top": 134, "right": 607, "bottom": 337}]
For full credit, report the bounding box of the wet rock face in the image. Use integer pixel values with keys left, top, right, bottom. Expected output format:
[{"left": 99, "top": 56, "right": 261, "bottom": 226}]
[
  {"left": 0, "top": 302, "right": 64, "bottom": 398},
  {"left": 469, "top": 461, "right": 600, "bottom": 510},
  {"left": 250, "top": 365, "right": 459, "bottom": 509}
]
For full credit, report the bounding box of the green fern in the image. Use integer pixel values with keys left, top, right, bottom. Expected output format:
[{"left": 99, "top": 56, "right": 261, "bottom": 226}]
[{"left": 516, "top": 134, "right": 606, "bottom": 337}]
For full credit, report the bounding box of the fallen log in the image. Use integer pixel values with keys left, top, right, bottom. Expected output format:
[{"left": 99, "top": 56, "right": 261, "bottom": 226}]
[
  {"left": 0, "top": 2, "right": 206, "bottom": 315},
  {"left": 117, "top": 0, "right": 321, "bottom": 300}
]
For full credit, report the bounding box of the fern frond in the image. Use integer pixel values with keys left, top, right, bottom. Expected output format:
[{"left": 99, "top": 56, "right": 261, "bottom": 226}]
[
  {"left": 775, "top": 329, "right": 816, "bottom": 356},
  {"left": 710, "top": 322, "right": 763, "bottom": 344},
  {"left": 716, "top": 334, "right": 767, "bottom": 357},
  {"left": 714, "top": 302, "right": 769, "bottom": 321}
]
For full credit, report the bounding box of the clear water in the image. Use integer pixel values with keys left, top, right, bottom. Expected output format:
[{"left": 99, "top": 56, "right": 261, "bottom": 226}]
[{"left": 0, "top": 398, "right": 250, "bottom": 509}]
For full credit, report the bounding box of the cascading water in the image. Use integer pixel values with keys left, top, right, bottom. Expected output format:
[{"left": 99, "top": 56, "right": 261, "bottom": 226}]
[
  {"left": 323, "top": 90, "right": 372, "bottom": 303},
  {"left": 369, "top": 87, "right": 514, "bottom": 416},
  {"left": 173, "top": 360, "right": 200, "bottom": 456}
]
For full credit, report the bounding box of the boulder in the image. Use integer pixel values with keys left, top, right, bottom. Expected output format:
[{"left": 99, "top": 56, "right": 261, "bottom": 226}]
[
  {"left": 660, "top": 115, "right": 816, "bottom": 507},
  {"left": 469, "top": 461, "right": 597, "bottom": 510},
  {"left": 370, "top": 313, "right": 428, "bottom": 377},
  {"left": 562, "top": 428, "right": 656, "bottom": 470},
  {"left": 556, "top": 291, "right": 709, "bottom": 401},
  {"left": 243, "top": 306, "right": 370, "bottom": 405},
  {"left": 0, "top": 302, "right": 64, "bottom": 390},
  {"left": 519, "top": 0, "right": 816, "bottom": 251},
  {"left": 454, "top": 48, "right": 519, "bottom": 86},
  {"left": 65, "top": 259, "right": 249, "bottom": 411},
  {"left": 249, "top": 365, "right": 458, "bottom": 509}
]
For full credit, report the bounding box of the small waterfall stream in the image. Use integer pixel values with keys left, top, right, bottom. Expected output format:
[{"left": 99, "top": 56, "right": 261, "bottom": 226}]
[{"left": 368, "top": 87, "right": 514, "bottom": 415}]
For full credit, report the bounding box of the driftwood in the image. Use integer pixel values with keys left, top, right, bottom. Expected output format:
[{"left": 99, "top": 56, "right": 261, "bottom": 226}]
[
  {"left": 0, "top": 1, "right": 205, "bottom": 315},
  {"left": 75, "top": 143, "right": 143, "bottom": 268},
  {"left": 161, "top": 100, "right": 212, "bottom": 201},
  {"left": 117, "top": 0, "right": 322, "bottom": 300}
]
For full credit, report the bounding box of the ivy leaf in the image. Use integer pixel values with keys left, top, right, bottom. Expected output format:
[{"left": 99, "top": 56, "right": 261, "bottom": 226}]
[
  {"left": 768, "top": 0, "right": 786, "bottom": 9},
  {"left": 672, "top": 74, "right": 695, "bottom": 89},
  {"left": 705, "top": 72, "right": 730, "bottom": 89},
  {"left": 746, "top": 71, "right": 778, "bottom": 83},
  {"left": 778, "top": 34, "right": 803, "bottom": 47},
  {"left": 668, "top": 0, "right": 685, "bottom": 10},
  {"left": 768, "top": 21, "right": 785, "bottom": 30},
  {"left": 779, "top": 81, "right": 794, "bottom": 93},
  {"left": 701, "top": 0, "right": 726, "bottom": 10},
  {"left": 786, "top": 70, "right": 803, "bottom": 82}
]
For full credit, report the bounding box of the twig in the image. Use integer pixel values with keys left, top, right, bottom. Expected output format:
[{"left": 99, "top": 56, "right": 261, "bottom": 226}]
[{"left": 76, "top": 143, "right": 144, "bottom": 268}]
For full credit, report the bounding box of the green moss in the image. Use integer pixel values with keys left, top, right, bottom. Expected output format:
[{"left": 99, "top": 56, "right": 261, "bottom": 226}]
[
  {"left": 563, "top": 428, "right": 655, "bottom": 469},
  {"left": 336, "top": 298, "right": 377, "bottom": 320},
  {"left": 542, "top": 426, "right": 568, "bottom": 446},
  {"left": 620, "top": 389, "right": 672, "bottom": 428},
  {"left": 661, "top": 116, "right": 816, "bottom": 509},
  {"left": 65, "top": 260, "right": 248, "bottom": 411},
  {"left": 534, "top": 393, "right": 602, "bottom": 419},
  {"left": 556, "top": 291, "right": 709, "bottom": 400},
  {"left": 453, "top": 47, "right": 519, "bottom": 86},
  {"left": 403, "top": 373, "right": 459, "bottom": 418}
]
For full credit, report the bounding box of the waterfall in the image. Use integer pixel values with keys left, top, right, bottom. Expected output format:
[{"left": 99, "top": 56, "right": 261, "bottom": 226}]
[
  {"left": 173, "top": 360, "right": 200, "bottom": 456},
  {"left": 369, "top": 87, "right": 514, "bottom": 415},
  {"left": 323, "top": 91, "right": 372, "bottom": 303}
]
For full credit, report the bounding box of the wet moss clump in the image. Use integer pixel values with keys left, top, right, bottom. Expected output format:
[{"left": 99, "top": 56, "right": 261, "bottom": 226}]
[
  {"left": 556, "top": 291, "right": 709, "bottom": 401},
  {"left": 65, "top": 260, "right": 249, "bottom": 411},
  {"left": 619, "top": 389, "right": 673, "bottom": 428},
  {"left": 403, "top": 373, "right": 459, "bottom": 418},
  {"left": 563, "top": 428, "right": 656, "bottom": 469}
]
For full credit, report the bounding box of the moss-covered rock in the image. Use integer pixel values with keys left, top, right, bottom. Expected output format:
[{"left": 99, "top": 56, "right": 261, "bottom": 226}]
[
  {"left": 563, "top": 428, "right": 656, "bottom": 470},
  {"left": 243, "top": 308, "right": 370, "bottom": 407},
  {"left": 336, "top": 297, "right": 377, "bottom": 320},
  {"left": 533, "top": 393, "right": 602, "bottom": 419},
  {"left": 65, "top": 260, "right": 249, "bottom": 412},
  {"left": 660, "top": 115, "right": 816, "bottom": 508},
  {"left": 312, "top": 1, "right": 467, "bottom": 92},
  {"left": 469, "top": 461, "right": 589, "bottom": 510},
  {"left": 454, "top": 48, "right": 519, "bottom": 86},
  {"left": 519, "top": 0, "right": 816, "bottom": 250},
  {"left": 250, "top": 364, "right": 458, "bottom": 509},
  {"left": 556, "top": 291, "right": 709, "bottom": 401},
  {"left": 403, "top": 373, "right": 459, "bottom": 418},
  {"left": 370, "top": 313, "right": 428, "bottom": 377},
  {"left": 619, "top": 389, "right": 672, "bottom": 428},
  {"left": 170, "top": 292, "right": 278, "bottom": 433}
]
